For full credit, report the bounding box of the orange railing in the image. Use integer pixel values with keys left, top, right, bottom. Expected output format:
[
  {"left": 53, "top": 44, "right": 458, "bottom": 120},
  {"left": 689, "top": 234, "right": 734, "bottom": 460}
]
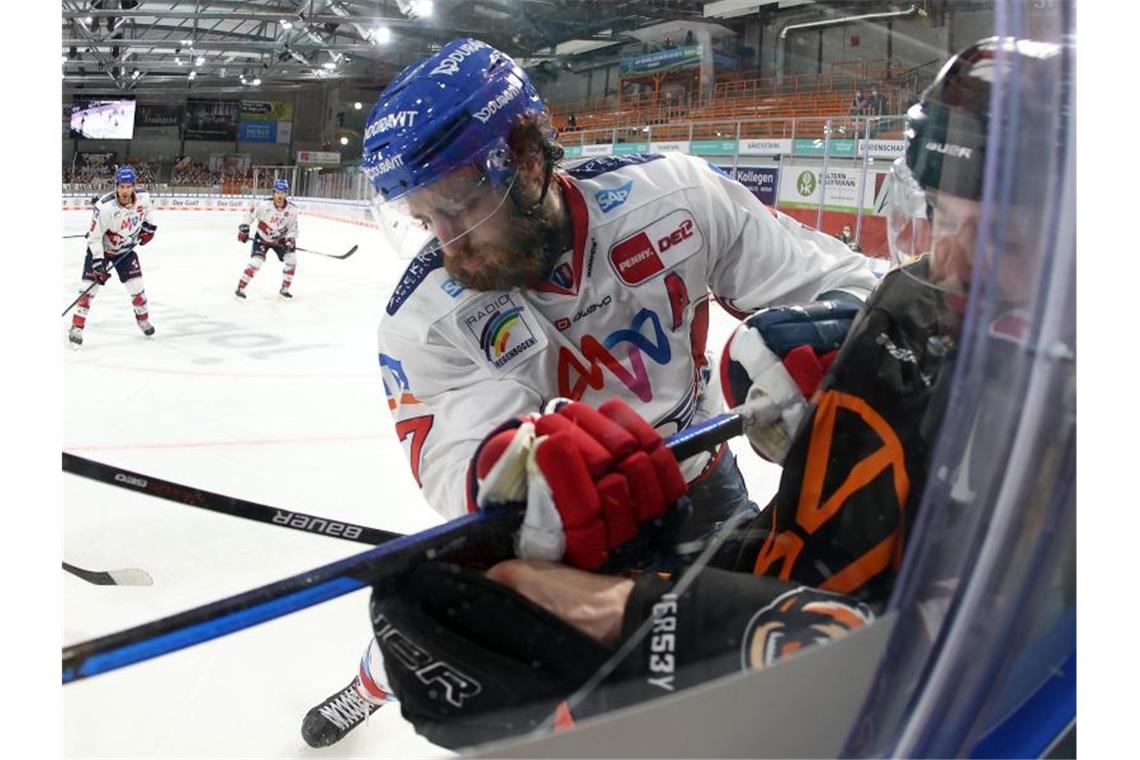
[{"left": 552, "top": 66, "right": 909, "bottom": 135}]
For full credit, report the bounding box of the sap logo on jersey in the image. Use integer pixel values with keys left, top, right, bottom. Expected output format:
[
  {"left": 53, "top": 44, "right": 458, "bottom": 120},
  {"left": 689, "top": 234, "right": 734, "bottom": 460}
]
[
  {"left": 609, "top": 210, "right": 704, "bottom": 286},
  {"left": 595, "top": 180, "right": 633, "bottom": 213},
  {"left": 440, "top": 277, "right": 466, "bottom": 298},
  {"left": 460, "top": 293, "right": 546, "bottom": 371}
]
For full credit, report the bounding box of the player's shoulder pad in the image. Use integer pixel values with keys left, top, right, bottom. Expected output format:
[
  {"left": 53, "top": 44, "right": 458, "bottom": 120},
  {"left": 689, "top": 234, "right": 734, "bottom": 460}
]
[
  {"left": 564, "top": 153, "right": 665, "bottom": 180},
  {"left": 385, "top": 238, "right": 474, "bottom": 327},
  {"left": 566, "top": 152, "right": 705, "bottom": 218}
]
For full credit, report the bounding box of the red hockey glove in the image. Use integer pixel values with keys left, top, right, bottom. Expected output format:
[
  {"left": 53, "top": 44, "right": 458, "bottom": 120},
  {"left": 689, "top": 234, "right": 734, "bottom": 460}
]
[
  {"left": 720, "top": 293, "right": 861, "bottom": 463},
  {"left": 237, "top": 224, "right": 250, "bottom": 243},
  {"left": 138, "top": 222, "right": 156, "bottom": 246},
  {"left": 469, "top": 398, "right": 688, "bottom": 571},
  {"left": 89, "top": 258, "right": 111, "bottom": 284}
]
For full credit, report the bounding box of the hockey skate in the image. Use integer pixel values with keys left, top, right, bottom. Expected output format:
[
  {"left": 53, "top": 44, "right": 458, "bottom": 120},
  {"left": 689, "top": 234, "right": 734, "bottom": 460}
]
[
  {"left": 68, "top": 326, "right": 83, "bottom": 348},
  {"left": 234, "top": 288, "right": 246, "bottom": 299},
  {"left": 137, "top": 320, "right": 155, "bottom": 337},
  {"left": 301, "top": 676, "right": 384, "bottom": 748},
  {"left": 279, "top": 287, "right": 293, "bottom": 299}
]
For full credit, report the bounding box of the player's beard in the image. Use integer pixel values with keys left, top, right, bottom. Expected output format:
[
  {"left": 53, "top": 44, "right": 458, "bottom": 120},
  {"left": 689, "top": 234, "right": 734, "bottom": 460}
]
[{"left": 442, "top": 201, "right": 565, "bottom": 292}]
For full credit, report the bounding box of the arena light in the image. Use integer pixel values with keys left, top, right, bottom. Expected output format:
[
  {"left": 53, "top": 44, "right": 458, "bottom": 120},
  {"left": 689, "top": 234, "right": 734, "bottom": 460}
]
[
  {"left": 175, "top": 57, "right": 183, "bottom": 65},
  {"left": 371, "top": 26, "right": 391, "bottom": 44},
  {"left": 252, "top": 78, "right": 262, "bottom": 86},
  {"left": 353, "top": 102, "right": 362, "bottom": 110},
  {"left": 188, "top": 70, "right": 197, "bottom": 80},
  {"left": 411, "top": 1, "right": 434, "bottom": 18},
  {"left": 340, "top": 136, "right": 349, "bottom": 145},
  {"left": 195, "top": 56, "right": 205, "bottom": 67},
  {"left": 322, "top": 61, "right": 336, "bottom": 70},
  {"left": 280, "top": 19, "right": 293, "bottom": 29}
]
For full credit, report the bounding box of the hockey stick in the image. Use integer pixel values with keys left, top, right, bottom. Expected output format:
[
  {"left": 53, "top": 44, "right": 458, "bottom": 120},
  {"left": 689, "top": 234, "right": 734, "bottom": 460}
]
[
  {"left": 62, "top": 453, "right": 402, "bottom": 547},
  {"left": 62, "top": 411, "right": 747, "bottom": 683},
  {"left": 64, "top": 562, "right": 154, "bottom": 587},
  {"left": 62, "top": 279, "right": 101, "bottom": 318},
  {"left": 63, "top": 233, "right": 88, "bottom": 239},
  {"left": 295, "top": 244, "right": 358, "bottom": 260}
]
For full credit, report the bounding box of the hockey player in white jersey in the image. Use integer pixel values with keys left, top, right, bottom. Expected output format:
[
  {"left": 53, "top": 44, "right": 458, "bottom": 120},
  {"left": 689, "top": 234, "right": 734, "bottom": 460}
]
[
  {"left": 69, "top": 166, "right": 158, "bottom": 347},
  {"left": 300, "top": 38, "right": 879, "bottom": 748},
  {"left": 234, "top": 179, "right": 299, "bottom": 299}
]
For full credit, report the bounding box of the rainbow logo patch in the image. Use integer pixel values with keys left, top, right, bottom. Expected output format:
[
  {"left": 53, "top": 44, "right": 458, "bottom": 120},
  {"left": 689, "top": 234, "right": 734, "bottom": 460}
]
[{"left": 460, "top": 293, "right": 544, "bottom": 371}]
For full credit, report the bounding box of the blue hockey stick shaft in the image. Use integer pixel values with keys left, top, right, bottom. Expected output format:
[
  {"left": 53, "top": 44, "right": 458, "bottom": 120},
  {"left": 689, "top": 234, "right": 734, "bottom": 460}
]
[{"left": 62, "top": 412, "right": 744, "bottom": 683}]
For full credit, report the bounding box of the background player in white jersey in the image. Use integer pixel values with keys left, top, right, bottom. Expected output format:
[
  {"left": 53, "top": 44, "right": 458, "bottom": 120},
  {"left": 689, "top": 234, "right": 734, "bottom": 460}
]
[
  {"left": 69, "top": 166, "right": 158, "bottom": 347},
  {"left": 300, "top": 37, "right": 878, "bottom": 748},
  {"left": 234, "top": 179, "right": 299, "bottom": 299}
]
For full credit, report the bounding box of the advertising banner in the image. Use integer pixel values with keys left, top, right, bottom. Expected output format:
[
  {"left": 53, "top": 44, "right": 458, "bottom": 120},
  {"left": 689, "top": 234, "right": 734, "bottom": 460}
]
[
  {"left": 562, "top": 146, "right": 583, "bottom": 159},
  {"left": 621, "top": 45, "right": 702, "bottom": 76},
  {"left": 240, "top": 100, "right": 295, "bottom": 121},
  {"left": 738, "top": 138, "right": 792, "bottom": 156},
  {"left": 858, "top": 138, "right": 906, "bottom": 159},
  {"left": 275, "top": 121, "right": 292, "bottom": 145},
  {"left": 724, "top": 166, "right": 779, "bottom": 206},
  {"left": 581, "top": 144, "right": 614, "bottom": 157},
  {"left": 185, "top": 99, "right": 240, "bottom": 141},
  {"left": 297, "top": 150, "right": 341, "bottom": 165},
  {"left": 777, "top": 164, "right": 876, "bottom": 212},
  {"left": 613, "top": 142, "right": 649, "bottom": 155},
  {"left": 136, "top": 103, "right": 183, "bottom": 128},
  {"left": 238, "top": 120, "right": 278, "bottom": 143},
  {"left": 691, "top": 139, "right": 738, "bottom": 155},
  {"left": 791, "top": 138, "right": 857, "bottom": 157},
  {"left": 649, "top": 140, "right": 690, "bottom": 153}
]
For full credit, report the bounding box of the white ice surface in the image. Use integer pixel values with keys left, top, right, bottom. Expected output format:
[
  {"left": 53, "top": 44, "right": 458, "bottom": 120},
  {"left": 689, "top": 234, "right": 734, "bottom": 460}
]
[{"left": 62, "top": 208, "right": 782, "bottom": 758}]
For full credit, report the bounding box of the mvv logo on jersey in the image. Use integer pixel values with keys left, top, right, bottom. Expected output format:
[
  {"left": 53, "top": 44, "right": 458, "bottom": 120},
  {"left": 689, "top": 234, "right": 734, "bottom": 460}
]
[
  {"left": 609, "top": 209, "right": 703, "bottom": 285},
  {"left": 595, "top": 180, "right": 634, "bottom": 213},
  {"left": 460, "top": 293, "right": 545, "bottom": 370}
]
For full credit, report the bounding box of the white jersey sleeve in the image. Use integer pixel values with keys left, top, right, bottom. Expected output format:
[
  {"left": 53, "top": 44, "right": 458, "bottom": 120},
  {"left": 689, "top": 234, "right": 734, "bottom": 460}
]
[
  {"left": 677, "top": 156, "right": 877, "bottom": 316},
  {"left": 380, "top": 318, "right": 542, "bottom": 519}
]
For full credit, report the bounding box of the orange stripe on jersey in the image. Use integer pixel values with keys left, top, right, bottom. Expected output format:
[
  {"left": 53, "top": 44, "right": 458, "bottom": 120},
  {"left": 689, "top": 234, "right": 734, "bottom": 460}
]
[
  {"left": 552, "top": 700, "right": 576, "bottom": 731},
  {"left": 819, "top": 533, "right": 898, "bottom": 595},
  {"left": 386, "top": 392, "right": 421, "bottom": 410},
  {"left": 795, "top": 391, "right": 909, "bottom": 535}
]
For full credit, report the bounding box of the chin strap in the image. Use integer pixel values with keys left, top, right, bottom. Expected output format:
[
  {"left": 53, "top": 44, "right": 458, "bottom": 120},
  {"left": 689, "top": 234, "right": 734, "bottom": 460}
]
[{"left": 508, "top": 158, "right": 555, "bottom": 218}]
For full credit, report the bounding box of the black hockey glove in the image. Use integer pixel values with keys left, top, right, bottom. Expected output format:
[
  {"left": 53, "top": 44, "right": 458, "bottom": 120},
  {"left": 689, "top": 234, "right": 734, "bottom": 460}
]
[
  {"left": 371, "top": 562, "right": 611, "bottom": 750},
  {"left": 237, "top": 224, "right": 250, "bottom": 243},
  {"left": 90, "top": 258, "right": 111, "bottom": 284},
  {"left": 283, "top": 237, "right": 296, "bottom": 253}
]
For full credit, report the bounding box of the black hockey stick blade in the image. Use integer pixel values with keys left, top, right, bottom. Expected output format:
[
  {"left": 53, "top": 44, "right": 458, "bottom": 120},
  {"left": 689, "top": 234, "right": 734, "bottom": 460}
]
[
  {"left": 296, "top": 244, "right": 357, "bottom": 260},
  {"left": 62, "top": 453, "right": 401, "bottom": 547},
  {"left": 61, "top": 412, "right": 743, "bottom": 684},
  {"left": 63, "top": 562, "right": 153, "bottom": 587}
]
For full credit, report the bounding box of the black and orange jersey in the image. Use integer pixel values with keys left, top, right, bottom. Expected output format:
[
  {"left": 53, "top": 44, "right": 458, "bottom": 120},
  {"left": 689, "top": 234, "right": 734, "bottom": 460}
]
[{"left": 716, "top": 260, "right": 960, "bottom": 606}]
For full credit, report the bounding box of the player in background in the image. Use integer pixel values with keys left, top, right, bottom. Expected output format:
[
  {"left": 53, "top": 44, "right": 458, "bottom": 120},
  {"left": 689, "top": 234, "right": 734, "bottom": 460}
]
[
  {"left": 69, "top": 166, "right": 158, "bottom": 348},
  {"left": 342, "top": 37, "right": 1071, "bottom": 751},
  {"left": 301, "top": 37, "right": 878, "bottom": 748},
  {"left": 234, "top": 179, "right": 299, "bottom": 299}
]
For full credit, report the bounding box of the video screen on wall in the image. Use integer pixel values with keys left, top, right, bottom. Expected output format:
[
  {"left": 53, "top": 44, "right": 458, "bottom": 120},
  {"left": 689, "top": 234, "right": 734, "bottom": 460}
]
[{"left": 69, "top": 99, "right": 136, "bottom": 140}]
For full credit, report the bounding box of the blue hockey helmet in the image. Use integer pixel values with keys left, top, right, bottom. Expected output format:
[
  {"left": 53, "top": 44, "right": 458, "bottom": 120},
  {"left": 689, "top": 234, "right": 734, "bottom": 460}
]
[
  {"left": 273, "top": 179, "right": 289, "bottom": 193},
  {"left": 361, "top": 38, "right": 554, "bottom": 204},
  {"left": 115, "top": 166, "right": 137, "bottom": 186}
]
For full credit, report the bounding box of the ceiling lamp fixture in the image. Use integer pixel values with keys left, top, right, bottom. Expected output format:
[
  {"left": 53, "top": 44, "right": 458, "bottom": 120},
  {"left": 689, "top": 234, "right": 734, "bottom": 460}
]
[{"left": 370, "top": 26, "right": 391, "bottom": 45}]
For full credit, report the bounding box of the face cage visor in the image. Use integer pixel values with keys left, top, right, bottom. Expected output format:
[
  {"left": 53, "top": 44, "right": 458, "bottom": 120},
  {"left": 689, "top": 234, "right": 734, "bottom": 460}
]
[{"left": 369, "top": 138, "right": 519, "bottom": 258}]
